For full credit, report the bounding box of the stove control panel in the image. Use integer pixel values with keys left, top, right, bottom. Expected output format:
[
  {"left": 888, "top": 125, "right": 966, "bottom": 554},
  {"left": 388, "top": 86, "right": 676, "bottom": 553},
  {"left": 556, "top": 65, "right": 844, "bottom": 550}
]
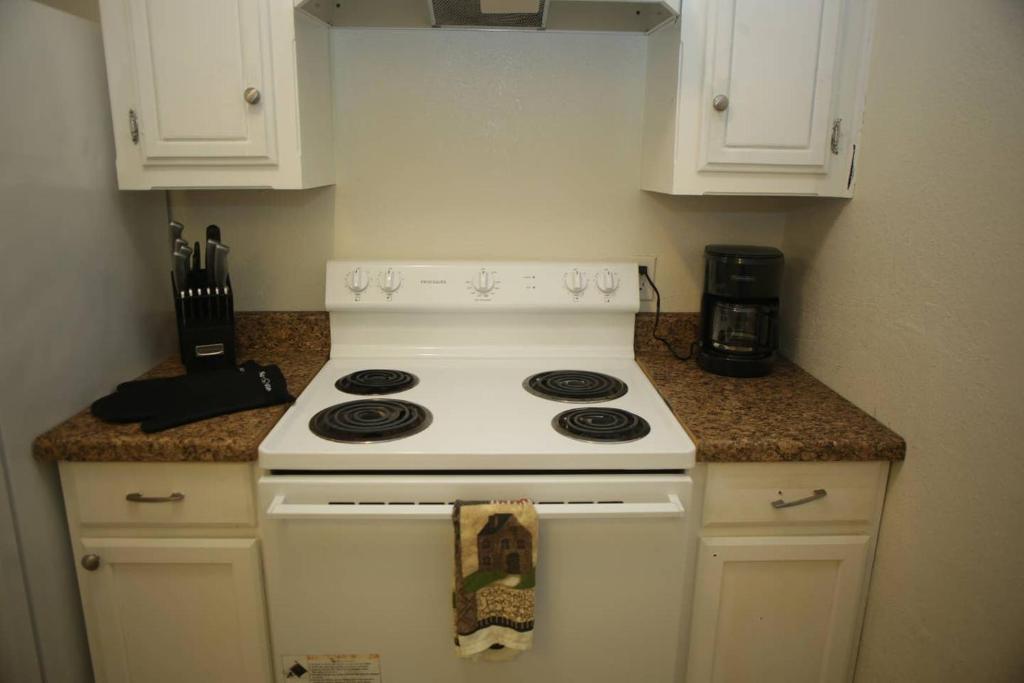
[{"left": 327, "top": 261, "right": 639, "bottom": 312}]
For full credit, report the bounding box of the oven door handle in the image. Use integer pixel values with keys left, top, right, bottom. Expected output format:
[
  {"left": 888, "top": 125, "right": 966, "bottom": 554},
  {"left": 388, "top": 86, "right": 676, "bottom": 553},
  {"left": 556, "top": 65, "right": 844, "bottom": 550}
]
[{"left": 265, "top": 495, "right": 685, "bottom": 520}]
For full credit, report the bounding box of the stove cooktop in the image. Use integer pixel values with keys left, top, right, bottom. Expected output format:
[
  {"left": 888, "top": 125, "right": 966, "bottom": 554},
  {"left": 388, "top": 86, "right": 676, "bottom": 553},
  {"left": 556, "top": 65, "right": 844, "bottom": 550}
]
[{"left": 259, "top": 357, "right": 695, "bottom": 471}]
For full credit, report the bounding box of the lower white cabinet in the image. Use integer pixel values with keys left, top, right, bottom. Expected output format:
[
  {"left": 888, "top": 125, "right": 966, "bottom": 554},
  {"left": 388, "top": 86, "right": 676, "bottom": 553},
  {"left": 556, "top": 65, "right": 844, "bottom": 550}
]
[
  {"left": 684, "top": 461, "right": 889, "bottom": 683},
  {"left": 58, "top": 460, "right": 888, "bottom": 683},
  {"left": 686, "top": 535, "right": 870, "bottom": 683},
  {"left": 77, "top": 537, "right": 272, "bottom": 683},
  {"left": 60, "top": 462, "right": 272, "bottom": 683}
]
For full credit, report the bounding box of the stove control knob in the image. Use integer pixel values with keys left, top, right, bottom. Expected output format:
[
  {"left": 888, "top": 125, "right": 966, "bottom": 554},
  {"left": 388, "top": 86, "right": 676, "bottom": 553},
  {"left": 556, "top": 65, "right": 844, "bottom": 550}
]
[
  {"left": 472, "top": 269, "right": 495, "bottom": 294},
  {"left": 346, "top": 267, "right": 369, "bottom": 293},
  {"left": 596, "top": 269, "right": 620, "bottom": 295},
  {"left": 379, "top": 267, "right": 402, "bottom": 294},
  {"left": 564, "top": 269, "right": 588, "bottom": 295}
]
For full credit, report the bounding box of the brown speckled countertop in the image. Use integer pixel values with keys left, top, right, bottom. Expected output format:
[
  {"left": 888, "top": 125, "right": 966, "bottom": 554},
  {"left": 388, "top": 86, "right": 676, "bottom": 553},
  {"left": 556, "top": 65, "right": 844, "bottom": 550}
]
[
  {"left": 33, "top": 312, "right": 329, "bottom": 463},
  {"left": 635, "top": 313, "right": 905, "bottom": 462},
  {"left": 35, "top": 310, "right": 904, "bottom": 465}
]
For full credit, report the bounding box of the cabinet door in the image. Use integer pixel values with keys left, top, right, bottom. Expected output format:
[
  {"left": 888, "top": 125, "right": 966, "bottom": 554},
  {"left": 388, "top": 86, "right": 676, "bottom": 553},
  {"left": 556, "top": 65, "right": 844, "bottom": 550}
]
[
  {"left": 687, "top": 535, "right": 869, "bottom": 683},
  {"left": 702, "top": 0, "right": 843, "bottom": 169},
  {"left": 78, "top": 537, "right": 272, "bottom": 683},
  {"left": 128, "top": 0, "right": 276, "bottom": 161}
]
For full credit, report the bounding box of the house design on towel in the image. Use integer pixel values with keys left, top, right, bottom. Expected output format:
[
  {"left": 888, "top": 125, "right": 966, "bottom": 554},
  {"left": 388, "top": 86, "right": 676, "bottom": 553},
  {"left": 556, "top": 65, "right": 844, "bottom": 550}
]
[{"left": 477, "top": 513, "right": 533, "bottom": 575}]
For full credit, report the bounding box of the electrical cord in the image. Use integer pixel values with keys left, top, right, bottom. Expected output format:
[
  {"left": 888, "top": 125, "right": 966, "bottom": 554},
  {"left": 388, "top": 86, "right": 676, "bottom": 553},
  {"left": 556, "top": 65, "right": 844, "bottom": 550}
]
[{"left": 641, "top": 266, "right": 696, "bottom": 361}]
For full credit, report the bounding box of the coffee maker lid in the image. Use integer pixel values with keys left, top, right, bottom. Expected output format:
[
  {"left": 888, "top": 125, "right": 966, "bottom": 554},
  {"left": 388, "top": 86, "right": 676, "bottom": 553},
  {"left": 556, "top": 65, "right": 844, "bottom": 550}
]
[{"left": 705, "top": 244, "right": 784, "bottom": 260}]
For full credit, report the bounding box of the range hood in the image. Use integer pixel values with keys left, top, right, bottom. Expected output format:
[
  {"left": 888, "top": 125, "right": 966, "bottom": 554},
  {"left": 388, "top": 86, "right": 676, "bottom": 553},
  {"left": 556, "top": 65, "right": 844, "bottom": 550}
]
[{"left": 297, "top": 0, "right": 679, "bottom": 34}]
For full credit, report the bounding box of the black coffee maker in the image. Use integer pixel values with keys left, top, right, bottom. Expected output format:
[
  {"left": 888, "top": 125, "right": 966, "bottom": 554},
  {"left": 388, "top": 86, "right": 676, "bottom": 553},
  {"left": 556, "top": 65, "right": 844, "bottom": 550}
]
[{"left": 697, "top": 245, "right": 784, "bottom": 377}]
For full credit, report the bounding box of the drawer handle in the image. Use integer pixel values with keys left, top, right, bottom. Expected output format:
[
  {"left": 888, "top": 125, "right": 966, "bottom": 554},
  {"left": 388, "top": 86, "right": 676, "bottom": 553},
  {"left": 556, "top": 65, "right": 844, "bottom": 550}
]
[
  {"left": 771, "top": 489, "right": 827, "bottom": 509},
  {"left": 125, "top": 492, "right": 185, "bottom": 503}
]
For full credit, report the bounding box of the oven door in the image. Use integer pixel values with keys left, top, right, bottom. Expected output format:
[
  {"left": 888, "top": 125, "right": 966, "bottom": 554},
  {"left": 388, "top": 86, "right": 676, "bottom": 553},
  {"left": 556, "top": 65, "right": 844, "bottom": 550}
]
[{"left": 259, "top": 474, "right": 692, "bottom": 683}]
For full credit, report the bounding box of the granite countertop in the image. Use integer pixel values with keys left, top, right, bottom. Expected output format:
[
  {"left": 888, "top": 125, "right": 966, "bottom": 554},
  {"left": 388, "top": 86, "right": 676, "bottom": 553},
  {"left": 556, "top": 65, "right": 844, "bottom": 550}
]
[
  {"left": 33, "top": 312, "right": 329, "bottom": 463},
  {"left": 35, "top": 310, "right": 905, "bottom": 465},
  {"left": 635, "top": 313, "right": 906, "bottom": 462}
]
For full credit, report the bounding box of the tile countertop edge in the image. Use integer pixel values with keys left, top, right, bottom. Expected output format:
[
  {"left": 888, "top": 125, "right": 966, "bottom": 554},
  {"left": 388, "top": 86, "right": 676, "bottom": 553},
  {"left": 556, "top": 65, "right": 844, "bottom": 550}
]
[
  {"left": 635, "top": 312, "right": 906, "bottom": 463},
  {"left": 32, "top": 312, "right": 329, "bottom": 463}
]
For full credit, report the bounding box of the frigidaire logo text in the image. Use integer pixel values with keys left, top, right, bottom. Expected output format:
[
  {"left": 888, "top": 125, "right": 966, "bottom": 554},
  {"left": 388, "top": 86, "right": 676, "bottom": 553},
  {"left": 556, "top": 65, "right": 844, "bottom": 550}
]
[{"left": 420, "top": 279, "right": 447, "bottom": 285}]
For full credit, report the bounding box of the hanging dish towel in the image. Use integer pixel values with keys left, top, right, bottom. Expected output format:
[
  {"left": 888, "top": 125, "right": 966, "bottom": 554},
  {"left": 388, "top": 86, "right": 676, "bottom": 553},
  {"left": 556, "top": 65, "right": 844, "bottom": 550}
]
[{"left": 453, "top": 499, "right": 539, "bottom": 659}]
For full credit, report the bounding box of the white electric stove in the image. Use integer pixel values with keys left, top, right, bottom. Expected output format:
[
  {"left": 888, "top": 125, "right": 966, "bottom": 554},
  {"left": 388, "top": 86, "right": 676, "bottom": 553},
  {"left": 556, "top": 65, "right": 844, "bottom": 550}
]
[{"left": 258, "top": 261, "right": 695, "bottom": 683}]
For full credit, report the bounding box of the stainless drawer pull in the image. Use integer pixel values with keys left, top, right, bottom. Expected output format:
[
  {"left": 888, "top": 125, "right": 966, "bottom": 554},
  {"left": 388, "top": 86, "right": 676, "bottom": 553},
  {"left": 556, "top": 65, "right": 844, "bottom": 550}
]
[
  {"left": 771, "top": 489, "right": 827, "bottom": 509},
  {"left": 125, "top": 492, "right": 185, "bottom": 503}
]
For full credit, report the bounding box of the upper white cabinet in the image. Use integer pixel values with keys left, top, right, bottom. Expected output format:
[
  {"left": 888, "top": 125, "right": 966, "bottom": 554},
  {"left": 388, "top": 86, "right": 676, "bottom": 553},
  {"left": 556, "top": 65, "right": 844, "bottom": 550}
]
[
  {"left": 129, "top": 0, "right": 276, "bottom": 161},
  {"left": 99, "top": 0, "right": 334, "bottom": 189},
  {"left": 703, "top": 0, "right": 843, "bottom": 168},
  {"left": 642, "top": 0, "right": 876, "bottom": 196}
]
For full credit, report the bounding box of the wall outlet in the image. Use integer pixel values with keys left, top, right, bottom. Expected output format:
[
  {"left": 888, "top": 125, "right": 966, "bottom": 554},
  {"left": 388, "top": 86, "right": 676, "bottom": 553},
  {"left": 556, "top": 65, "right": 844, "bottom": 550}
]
[{"left": 636, "top": 256, "right": 657, "bottom": 304}]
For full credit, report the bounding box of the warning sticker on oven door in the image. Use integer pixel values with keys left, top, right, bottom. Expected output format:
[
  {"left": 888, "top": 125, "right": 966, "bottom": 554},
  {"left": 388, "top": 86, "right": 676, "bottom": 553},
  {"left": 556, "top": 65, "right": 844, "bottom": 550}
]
[{"left": 282, "top": 654, "right": 382, "bottom": 682}]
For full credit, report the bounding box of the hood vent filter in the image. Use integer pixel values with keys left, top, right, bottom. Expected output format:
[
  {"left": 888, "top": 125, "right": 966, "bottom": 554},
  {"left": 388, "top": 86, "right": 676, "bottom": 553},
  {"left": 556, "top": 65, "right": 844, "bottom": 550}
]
[{"left": 431, "top": 0, "right": 547, "bottom": 28}]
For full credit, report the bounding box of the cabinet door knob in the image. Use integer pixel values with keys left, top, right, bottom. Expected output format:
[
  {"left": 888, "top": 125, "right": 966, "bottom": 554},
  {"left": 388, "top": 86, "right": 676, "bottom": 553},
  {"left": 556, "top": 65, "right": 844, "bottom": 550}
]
[
  {"left": 81, "top": 554, "right": 101, "bottom": 571},
  {"left": 712, "top": 94, "right": 730, "bottom": 112},
  {"left": 243, "top": 87, "right": 261, "bottom": 105}
]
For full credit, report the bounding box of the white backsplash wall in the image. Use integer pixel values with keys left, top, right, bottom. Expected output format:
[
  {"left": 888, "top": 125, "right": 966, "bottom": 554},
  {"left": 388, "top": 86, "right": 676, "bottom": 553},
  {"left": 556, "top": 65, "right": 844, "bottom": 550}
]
[
  {"left": 167, "top": 187, "right": 335, "bottom": 311},
  {"left": 170, "top": 28, "right": 787, "bottom": 311}
]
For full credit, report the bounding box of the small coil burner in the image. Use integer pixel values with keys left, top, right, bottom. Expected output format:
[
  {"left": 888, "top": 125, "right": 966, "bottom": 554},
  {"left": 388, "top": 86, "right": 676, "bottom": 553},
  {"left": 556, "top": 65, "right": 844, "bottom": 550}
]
[
  {"left": 309, "top": 399, "right": 432, "bottom": 443},
  {"left": 336, "top": 369, "right": 419, "bottom": 395},
  {"left": 552, "top": 407, "right": 650, "bottom": 443},
  {"left": 523, "top": 370, "right": 628, "bottom": 403}
]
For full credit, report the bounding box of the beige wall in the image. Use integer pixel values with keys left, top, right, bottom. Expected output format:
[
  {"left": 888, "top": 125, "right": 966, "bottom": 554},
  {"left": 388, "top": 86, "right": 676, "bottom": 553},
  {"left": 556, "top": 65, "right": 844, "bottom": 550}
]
[
  {"left": 0, "top": 1, "right": 172, "bottom": 680},
  {"left": 780, "top": 1, "right": 1024, "bottom": 680},
  {"left": 170, "top": 29, "right": 787, "bottom": 311}
]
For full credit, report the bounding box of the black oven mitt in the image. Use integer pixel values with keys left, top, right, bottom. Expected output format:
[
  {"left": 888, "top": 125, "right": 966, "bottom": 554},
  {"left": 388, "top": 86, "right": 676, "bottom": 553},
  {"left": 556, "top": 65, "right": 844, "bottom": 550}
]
[
  {"left": 92, "top": 361, "right": 261, "bottom": 423},
  {"left": 91, "top": 361, "right": 294, "bottom": 433}
]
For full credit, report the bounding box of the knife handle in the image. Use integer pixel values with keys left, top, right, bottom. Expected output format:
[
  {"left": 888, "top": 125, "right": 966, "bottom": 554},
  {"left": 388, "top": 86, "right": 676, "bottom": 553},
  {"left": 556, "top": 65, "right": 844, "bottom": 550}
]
[
  {"left": 206, "top": 239, "right": 219, "bottom": 285},
  {"left": 213, "top": 243, "right": 230, "bottom": 289},
  {"left": 169, "top": 221, "right": 184, "bottom": 252}
]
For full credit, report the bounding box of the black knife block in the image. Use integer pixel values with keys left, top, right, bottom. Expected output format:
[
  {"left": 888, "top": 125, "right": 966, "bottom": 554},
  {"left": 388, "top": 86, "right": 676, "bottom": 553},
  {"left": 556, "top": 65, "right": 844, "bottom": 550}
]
[{"left": 171, "top": 271, "right": 236, "bottom": 373}]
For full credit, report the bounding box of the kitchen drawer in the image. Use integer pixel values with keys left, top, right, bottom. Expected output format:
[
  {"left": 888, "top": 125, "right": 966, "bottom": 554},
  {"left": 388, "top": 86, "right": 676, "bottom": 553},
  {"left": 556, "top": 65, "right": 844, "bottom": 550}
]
[
  {"left": 61, "top": 462, "right": 255, "bottom": 527},
  {"left": 703, "top": 462, "right": 888, "bottom": 528}
]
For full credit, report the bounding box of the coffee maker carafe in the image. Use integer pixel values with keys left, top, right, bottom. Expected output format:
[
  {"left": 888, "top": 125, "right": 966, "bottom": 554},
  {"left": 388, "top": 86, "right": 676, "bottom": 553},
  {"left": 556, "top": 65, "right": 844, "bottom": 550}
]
[{"left": 697, "top": 245, "right": 783, "bottom": 377}]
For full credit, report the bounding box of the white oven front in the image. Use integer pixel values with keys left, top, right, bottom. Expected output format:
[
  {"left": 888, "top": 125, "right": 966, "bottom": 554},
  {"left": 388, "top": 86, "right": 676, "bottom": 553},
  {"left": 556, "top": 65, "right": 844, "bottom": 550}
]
[{"left": 258, "top": 473, "right": 692, "bottom": 683}]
